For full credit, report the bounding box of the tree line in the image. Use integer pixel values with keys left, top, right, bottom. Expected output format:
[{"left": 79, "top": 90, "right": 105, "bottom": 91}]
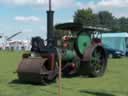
[
  {"left": 55, "top": 8, "right": 128, "bottom": 39},
  {"left": 74, "top": 8, "right": 128, "bottom": 32}
]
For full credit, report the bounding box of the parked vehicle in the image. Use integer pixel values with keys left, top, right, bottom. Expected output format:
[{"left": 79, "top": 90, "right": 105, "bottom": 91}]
[
  {"left": 103, "top": 44, "right": 124, "bottom": 58},
  {"left": 126, "top": 51, "right": 128, "bottom": 56},
  {"left": 102, "top": 32, "right": 128, "bottom": 56}
]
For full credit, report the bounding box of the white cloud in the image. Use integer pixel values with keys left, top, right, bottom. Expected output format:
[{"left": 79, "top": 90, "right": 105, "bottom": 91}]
[
  {"left": 76, "top": 0, "right": 128, "bottom": 17},
  {"left": 0, "top": 0, "right": 40, "bottom": 5},
  {"left": 98, "top": 0, "right": 128, "bottom": 8},
  {"left": 77, "top": 0, "right": 128, "bottom": 9},
  {"left": 0, "top": 0, "right": 76, "bottom": 9},
  {"left": 15, "top": 16, "right": 40, "bottom": 22}
]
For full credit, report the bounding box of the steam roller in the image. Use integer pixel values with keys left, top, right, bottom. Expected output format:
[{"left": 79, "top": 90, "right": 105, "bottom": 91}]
[{"left": 16, "top": 0, "right": 111, "bottom": 84}]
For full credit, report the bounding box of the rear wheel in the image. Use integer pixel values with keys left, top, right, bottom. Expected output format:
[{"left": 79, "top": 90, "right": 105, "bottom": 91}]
[
  {"left": 80, "top": 47, "right": 107, "bottom": 77},
  {"left": 89, "top": 47, "right": 107, "bottom": 77}
]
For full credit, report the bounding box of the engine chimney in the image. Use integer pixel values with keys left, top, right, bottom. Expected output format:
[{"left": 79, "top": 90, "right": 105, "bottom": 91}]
[{"left": 47, "top": 0, "right": 54, "bottom": 47}]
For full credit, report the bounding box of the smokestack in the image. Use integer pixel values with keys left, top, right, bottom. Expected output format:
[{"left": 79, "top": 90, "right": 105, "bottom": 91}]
[{"left": 47, "top": 0, "right": 54, "bottom": 47}]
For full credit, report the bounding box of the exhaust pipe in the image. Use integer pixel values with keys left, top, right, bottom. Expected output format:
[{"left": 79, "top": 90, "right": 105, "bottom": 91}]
[{"left": 47, "top": 0, "right": 55, "bottom": 47}]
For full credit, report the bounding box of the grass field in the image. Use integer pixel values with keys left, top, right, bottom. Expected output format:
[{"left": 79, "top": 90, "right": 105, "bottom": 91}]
[{"left": 0, "top": 51, "right": 128, "bottom": 96}]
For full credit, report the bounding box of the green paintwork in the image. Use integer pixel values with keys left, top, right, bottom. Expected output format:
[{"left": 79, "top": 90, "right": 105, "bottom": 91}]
[
  {"left": 63, "top": 50, "right": 76, "bottom": 61},
  {"left": 77, "top": 32, "right": 91, "bottom": 55}
]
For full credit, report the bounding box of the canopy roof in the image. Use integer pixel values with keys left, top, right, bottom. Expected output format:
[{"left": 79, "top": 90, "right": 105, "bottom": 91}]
[
  {"left": 102, "top": 32, "right": 128, "bottom": 37},
  {"left": 55, "top": 22, "right": 110, "bottom": 32}
]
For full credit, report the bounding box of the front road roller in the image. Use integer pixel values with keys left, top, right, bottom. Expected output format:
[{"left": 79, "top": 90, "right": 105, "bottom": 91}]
[{"left": 17, "top": 53, "right": 58, "bottom": 84}]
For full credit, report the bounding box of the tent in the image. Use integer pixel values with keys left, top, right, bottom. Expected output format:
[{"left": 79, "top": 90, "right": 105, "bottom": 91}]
[{"left": 102, "top": 32, "right": 128, "bottom": 55}]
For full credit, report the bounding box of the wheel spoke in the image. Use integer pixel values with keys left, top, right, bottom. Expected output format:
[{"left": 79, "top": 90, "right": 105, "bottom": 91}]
[{"left": 91, "top": 49, "right": 105, "bottom": 72}]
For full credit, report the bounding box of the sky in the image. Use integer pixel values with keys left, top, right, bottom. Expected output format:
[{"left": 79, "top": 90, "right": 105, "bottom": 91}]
[{"left": 0, "top": 0, "right": 128, "bottom": 40}]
